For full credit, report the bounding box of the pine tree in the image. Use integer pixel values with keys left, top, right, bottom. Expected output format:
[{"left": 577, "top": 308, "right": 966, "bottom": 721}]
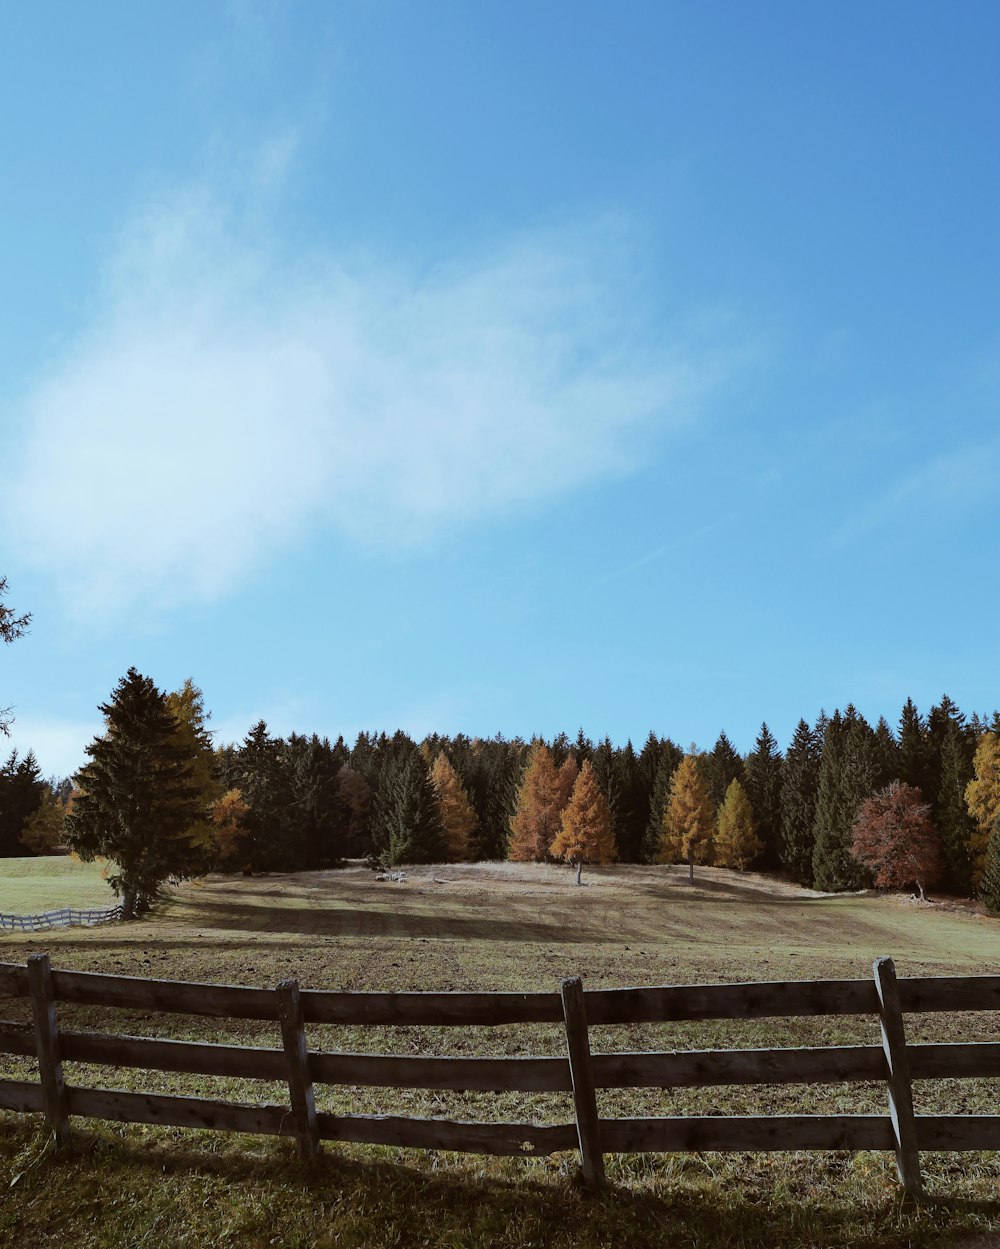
[
  {"left": 291, "top": 734, "right": 349, "bottom": 868},
  {"left": 714, "top": 778, "right": 761, "bottom": 870},
  {"left": 659, "top": 754, "right": 715, "bottom": 884},
  {"left": 779, "top": 718, "right": 822, "bottom": 885},
  {"left": 937, "top": 727, "right": 976, "bottom": 893},
  {"left": 898, "top": 698, "right": 929, "bottom": 792},
  {"left": 966, "top": 731, "right": 1000, "bottom": 886},
  {"left": 641, "top": 740, "right": 684, "bottom": 862},
  {"left": 508, "top": 743, "right": 562, "bottom": 862},
  {"left": 66, "top": 668, "right": 205, "bottom": 918},
  {"left": 384, "top": 751, "right": 446, "bottom": 865},
  {"left": 550, "top": 760, "right": 617, "bottom": 883},
  {"left": 430, "top": 752, "right": 477, "bottom": 861},
  {"left": 230, "top": 721, "right": 295, "bottom": 871},
  {"left": 336, "top": 764, "right": 372, "bottom": 857},
  {"left": 0, "top": 749, "right": 45, "bottom": 857},
  {"left": 743, "top": 722, "right": 783, "bottom": 868},
  {"left": 812, "top": 711, "right": 877, "bottom": 891},
  {"left": 612, "top": 741, "right": 647, "bottom": 863},
  {"left": 165, "top": 679, "right": 220, "bottom": 858},
  {"left": 873, "top": 716, "right": 901, "bottom": 787},
  {"left": 704, "top": 732, "right": 745, "bottom": 812}
]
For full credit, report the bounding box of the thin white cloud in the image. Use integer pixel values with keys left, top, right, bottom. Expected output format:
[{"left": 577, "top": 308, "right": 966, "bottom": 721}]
[
  {"left": 3, "top": 177, "right": 732, "bottom": 620},
  {"left": 828, "top": 437, "right": 1000, "bottom": 551},
  {"left": 2, "top": 715, "right": 103, "bottom": 782}
]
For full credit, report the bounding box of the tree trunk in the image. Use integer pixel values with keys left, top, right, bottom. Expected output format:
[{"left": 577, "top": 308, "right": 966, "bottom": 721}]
[
  {"left": 575, "top": 858, "right": 583, "bottom": 886},
  {"left": 688, "top": 847, "right": 695, "bottom": 886},
  {"left": 916, "top": 878, "right": 926, "bottom": 902},
  {"left": 122, "top": 888, "right": 137, "bottom": 921}
]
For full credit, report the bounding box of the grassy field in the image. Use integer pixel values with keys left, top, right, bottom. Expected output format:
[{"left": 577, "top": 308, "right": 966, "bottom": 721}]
[
  {"left": 3, "top": 860, "right": 1000, "bottom": 1247},
  {"left": 0, "top": 855, "right": 115, "bottom": 914}
]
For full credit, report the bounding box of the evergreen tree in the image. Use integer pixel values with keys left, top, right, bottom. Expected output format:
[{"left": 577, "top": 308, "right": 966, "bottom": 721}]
[
  {"left": 550, "top": 760, "right": 616, "bottom": 883},
  {"left": 612, "top": 740, "right": 647, "bottom": 863},
  {"left": 936, "top": 727, "right": 976, "bottom": 893},
  {"left": 290, "top": 734, "right": 349, "bottom": 868},
  {"left": 743, "top": 722, "right": 783, "bottom": 868},
  {"left": 659, "top": 754, "right": 715, "bottom": 884},
  {"left": 779, "top": 718, "right": 822, "bottom": 885},
  {"left": 812, "top": 711, "right": 877, "bottom": 891},
  {"left": 0, "top": 749, "right": 45, "bottom": 857},
  {"left": 165, "top": 679, "right": 219, "bottom": 858},
  {"left": 384, "top": 750, "right": 446, "bottom": 865},
  {"left": 336, "top": 764, "right": 373, "bottom": 857},
  {"left": 230, "top": 721, "right": 295, "bottom": 870},
  {"left": 572, "top": 728, "right": 594, "bottom": 767},
  {"left": 19, "top": 783, "right": 67, "bottom": 855},
  {"left": 430, "top": 751, "right": 477, "bottom": 861},
  {"left": 66, "top": 668, "right": 205, "bottom": 918},
  {"left": 714, "top": 778, "right": 761, "bottom": 870},
  {"left": 704, "top": 732, "right": 745, "bottom": 812},
  {"left": 873, "top": 716, "right": 901, "bottom": 787},
  {"left": 898, "top": 698, "right": 929, "bottom": 792},
  {"left": 641, "top": 739, "right": 684, "bottom": 862}
]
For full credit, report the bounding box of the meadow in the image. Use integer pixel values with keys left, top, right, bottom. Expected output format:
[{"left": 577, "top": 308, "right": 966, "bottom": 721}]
[{"left": 3, "top": 859, "right": 1000, "bottom": 1248}]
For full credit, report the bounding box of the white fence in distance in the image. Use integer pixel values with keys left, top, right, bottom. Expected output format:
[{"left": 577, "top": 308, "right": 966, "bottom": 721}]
[{"left": 0, "top": 904, "right": 124, "bottom": 932}]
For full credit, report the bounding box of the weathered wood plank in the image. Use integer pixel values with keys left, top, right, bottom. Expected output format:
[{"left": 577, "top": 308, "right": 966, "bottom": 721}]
[
  {"left": 874, "top": 957, "right": 922, "bottom": 1197},
  {"left": 899, "top": 976, "right": 1000, "bottom": 1014},
  {"left": 561, "top": 976, "right": 605, "bottom": 1191},
  {"left": 28, "top": 953, "right": 69, "bottom": 1144},
  {"left": 584, "top": 979, "right": 879, "bottom": 1024},
  {"left": 49, "top": 969, "right": 278, "bottom": 1019},
  {"left": 0, "top": 1022, "right": 36, "bottom": 1058},
  {"left": 915, "top": 1116, "right": 1000, "bottom": 1150},
  {"left": 301, "top": 989, "right": 563, "bottom": 1026},
  {"left": 316, "top": 1111, "right": 578, "bottom": 1155},
  {"left": 0, "top": 1079, "right": 45, "bottom": 1113},
  {"left": 311, "top": 1052, "right": 571, "bottom": 1092},
  {"left": 56, "top": 1030, "right": 285, "bottom": 1079},
  {"left": 277, "top": 979, "right": 320, "bottom": 1159},
  {"left": 591, "top": 1044, "right": 884, "bottom": 1089},
  {"left": 600, "top": 1115, "right": 896, "bottom": 1153},
  {"left": 908, "top": 1042, "right": 1000, "bottom": 1081},
  {"left": 0, "top": 964, "right": 29, "bottom": 998},
  {"left": 65, "top": 1085, "right": 290, "bottom": 1135}
]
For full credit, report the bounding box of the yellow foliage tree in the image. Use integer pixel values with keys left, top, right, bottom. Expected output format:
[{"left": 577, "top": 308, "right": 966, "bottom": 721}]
[
  {"left": 166, "top": 678, "right": 220, "bottom": 854},
  {"left": 430, "top": 752, "right": 477, "bottom": 861},
  {"left": 659, "top": 753, "right": 715, "bottom": 884},
  {"left": 554, "top": 753, "right": 579, "bottom": 813},
  {"left": 713, "top": 778, "right": 761, "bottom": 870},
  {"left": 966, "top": 732, "right": 1000, "bottom": 885},
  {"left": 549, "top": 760, "right": 616, "bottom": 884},
  {"left": 210, "top": 788, "right": 250, "bottom": 866},
  {"left": 20, "top": 789, "right": 67, "bottom": 855},
  {"left": 508, "top": 743, "right": 562, "bottom": 861}
]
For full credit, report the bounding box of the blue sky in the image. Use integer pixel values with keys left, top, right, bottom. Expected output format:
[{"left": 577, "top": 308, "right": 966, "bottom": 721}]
[{"left": 2, "top": 1, "right": 999, "bottom": 779}]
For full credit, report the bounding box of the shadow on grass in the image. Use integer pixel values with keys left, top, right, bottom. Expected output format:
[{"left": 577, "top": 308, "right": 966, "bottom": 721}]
[{"left": 2, "top": 1117, "right": 998, "bottom": 1249}]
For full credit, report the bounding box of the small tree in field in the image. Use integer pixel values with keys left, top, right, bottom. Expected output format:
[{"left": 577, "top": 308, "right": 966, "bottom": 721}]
[
  {"left": 549, "top": 760, "right": 616, "bottom": 884},
  {"left": 850, "top": 781, "right": 942, "bottom": 901},
  {"left": 659, "top": 754, "right": 715, "bottom": 884},
  {"left": 714, "top": 779, "right": 761, "bottom": 870}
]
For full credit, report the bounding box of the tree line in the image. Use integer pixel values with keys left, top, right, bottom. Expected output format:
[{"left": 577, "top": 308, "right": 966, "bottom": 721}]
[{"left": 3, "top": 665, "right": 1000, "bottom": 918}]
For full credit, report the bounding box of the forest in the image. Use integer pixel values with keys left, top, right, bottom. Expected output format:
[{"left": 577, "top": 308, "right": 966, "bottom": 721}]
[{"left": 3, "top": 666, "right": 1000, "bottom": 919}]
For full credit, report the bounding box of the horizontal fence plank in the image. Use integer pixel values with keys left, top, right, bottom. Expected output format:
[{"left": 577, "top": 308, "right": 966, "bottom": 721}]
[
  {"left": 909, "top": 1042, "right": 1000, "bottom": 1080},
  {"left": 899, "top": 978, "right": 1000, "bottom": 1014},
  {"left": 301, "top": 990, "right": 563, "bottom": 1026},
  {"left": 0, "top": 1079, "right": 45, "bottom": 1114},
  {"left": 64, "top": 1032, "right": 286, "bottom": 1080},
  {"left": 311, "top": 1052, "right": 571, "bottom": 1091},
  {"left": 600, "top": 1115, "right": 896, "bottom": 1153},
  {"left": 592, "top": 1045, "right": 884, "bottom": 1089},
  {"left": 915, "top": 1116, "right": 1000, "bottom": 1150},
  {"left": 316, "top": 1111, "right": 578, "bottom": 1155},
  {"left": 50, "top": 970, "right": 279, "bottom": 1020},
  {"left": 584, "top": 979, "right": 879, "bottom": 1025},
  {"left": 65, "top": 1085, "right": 291, "bottom": 1135}
]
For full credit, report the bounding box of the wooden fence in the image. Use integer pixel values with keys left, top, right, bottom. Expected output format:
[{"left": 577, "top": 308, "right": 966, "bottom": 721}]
[
  {"left": 3, "top": 954, "right": 1000, "bottom": 1194},
  {"left": 0, "top": 905, "right": 124, "bottom": 932}
]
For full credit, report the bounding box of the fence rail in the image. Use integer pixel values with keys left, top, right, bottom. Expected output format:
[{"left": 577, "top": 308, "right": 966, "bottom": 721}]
[
  {"left": 0, "top": 905, "right": 123, "bottom": 932},
  {"left": 2, "top": 954, "right": 1000, "bottom": 1192}
]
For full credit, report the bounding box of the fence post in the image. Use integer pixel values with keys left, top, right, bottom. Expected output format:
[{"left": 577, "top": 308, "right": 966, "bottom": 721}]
[
  {"left": 560, "top": 976, "right": 606, "bottom": 1191},
  {"left": 27, "top": 953, "right": 70, "bottom": 1145},
  {"left": 873, "top": 956, "right": 921, "bottom": 1197},
  {"left": 276, "top": 978, "right": 320, "bottom": 1159}
]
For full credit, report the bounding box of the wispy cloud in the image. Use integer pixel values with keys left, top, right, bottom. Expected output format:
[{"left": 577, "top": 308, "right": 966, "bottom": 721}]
[
  {"left": 3, "top": 165, "right": 734, "bottom": 620},
  {"left": 827, "top": 437, "right": 1000, "bottom": 551},
  {"left": 3, "top": 715, "right": 103, "bottom": 781}
]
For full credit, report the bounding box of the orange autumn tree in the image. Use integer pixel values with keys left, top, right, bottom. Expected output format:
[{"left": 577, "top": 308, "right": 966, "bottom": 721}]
[
  {"left": 966, "top": 732, "right": 1000, "bottom": 887},
  {"left": 554, "top": 753, "right": 579, "bottom": 813},
  {"left": 659, "top": 753, "right": 715, "bottom": 884},
  {"left": 851, "top": 781, "right": 942, "bottom": 901},
  {"left": 550, "top": 760, "right": 616, "bottom": 884},
  {"left": 508, "top": 743, "right": 563, "bottom": 861},
  {"left": 430, "top": 751, "right": 477, "bottom": 861},
  {"left": 210, "top": 788, "right": 251, "bottom": 866}
]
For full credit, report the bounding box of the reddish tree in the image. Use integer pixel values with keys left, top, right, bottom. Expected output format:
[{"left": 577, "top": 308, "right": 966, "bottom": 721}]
[{"left": 850, "top": 781, "right": 942, "bottom": 900}]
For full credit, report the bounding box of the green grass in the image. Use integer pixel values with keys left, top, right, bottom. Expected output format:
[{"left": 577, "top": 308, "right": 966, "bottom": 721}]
[
  {"left": 3, "top": 862, "right": 1000, "bottom": 1247},
  {"left": 0, "top": 856, "right": 116, "bottom": 914}
]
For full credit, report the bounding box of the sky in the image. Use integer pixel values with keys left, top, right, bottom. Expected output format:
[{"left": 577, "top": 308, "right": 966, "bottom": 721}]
[{"left": 2, "top": 1, "right": 999, "bottom": 779}]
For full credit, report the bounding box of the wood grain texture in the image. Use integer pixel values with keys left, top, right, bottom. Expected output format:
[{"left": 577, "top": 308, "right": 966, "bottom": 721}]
[
  {"left": 28, "top": 953, "right": 69, "bottom": 1144},
  {"left": 874, "top": 957, "right": 922, "bottom": 1197},
  {"left": 583, "top": 979, "right": 879, "bottom": 1025},
  {"left": 561, "top": 976, "right": 606, "bottom": 1191},
  {"left": 600, "top": 1115, "right": 896, "bottom": 1153},
  {"left": 65, "top": 1085, "right": 291, "bottom": 1136},
  {"left": 591, "top": 1044, "right": 884, "bottom": 1089},
  {"left": 277, "top": 979, "right": 320, "bottom": 1158},
  {"left": 310, "top": 1052, "right": 572, "bottom": 1091}
]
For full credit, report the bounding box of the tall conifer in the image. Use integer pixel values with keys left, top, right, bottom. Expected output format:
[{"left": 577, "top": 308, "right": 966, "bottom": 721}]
[
  {"left": 743, "top": 723, "right": 783, "bottom": 868},
  {"left": 779, "top": 718, "right": 822, "bottom": 885}
]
